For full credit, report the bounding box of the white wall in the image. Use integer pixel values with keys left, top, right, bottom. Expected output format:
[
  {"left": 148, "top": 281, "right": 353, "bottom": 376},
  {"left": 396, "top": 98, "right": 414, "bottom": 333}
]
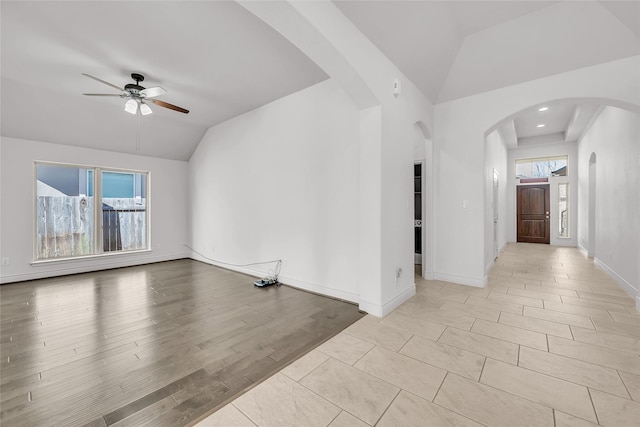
[
  {"left": 189, "top": 80, "right": 361, "bottom": 302},
  {"left": 433, "top": 55, "right": 640, "bottom": 288},
  {"left": 577, "top": 106, "right": 639, "bottom": 305},
  {"left": 236, "top": 1, "right": 435, "bottom": 316},
  {"left": 506, "top": 141, "right": 578, "bottom": 247},
  {"left": 484, "top": 130, "right": 508, "bottom": 274},
  {"left": 0, "top": 137, "right": 190, "bottom": 283},
  {"left": 279, "top": 1, "right": 435, "bottom": 315}
]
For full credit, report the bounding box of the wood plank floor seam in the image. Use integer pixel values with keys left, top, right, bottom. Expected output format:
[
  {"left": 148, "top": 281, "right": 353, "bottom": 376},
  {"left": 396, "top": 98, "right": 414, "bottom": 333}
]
[{"left": 0, "top": 260, "right": 364, "bottom": 426}]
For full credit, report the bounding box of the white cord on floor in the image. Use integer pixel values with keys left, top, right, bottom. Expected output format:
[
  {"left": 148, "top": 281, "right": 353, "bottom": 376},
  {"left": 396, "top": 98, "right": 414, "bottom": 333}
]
[{"left": 183, "top": 244, "right": 282, "bottom": 281}]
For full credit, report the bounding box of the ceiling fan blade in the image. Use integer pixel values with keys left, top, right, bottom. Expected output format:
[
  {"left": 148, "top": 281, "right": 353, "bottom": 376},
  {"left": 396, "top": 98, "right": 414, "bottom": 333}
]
[
  {"left": 140, "top": 86, "right": 167, "bottom": 98},
  {"left": 82, "top": 73, "right": 123, "bottom": 91},
  {"left": 151, "top": 99, "right": 189, "bottom": 114},
  {"left": 83, "top": 93, "right": 123, "bottom": 97}
]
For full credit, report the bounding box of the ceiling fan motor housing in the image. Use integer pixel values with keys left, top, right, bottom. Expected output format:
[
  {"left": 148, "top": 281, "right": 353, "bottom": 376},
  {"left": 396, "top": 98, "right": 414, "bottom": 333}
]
[{"left": 125, "top": 73, "right": 146, "bottom": 95}]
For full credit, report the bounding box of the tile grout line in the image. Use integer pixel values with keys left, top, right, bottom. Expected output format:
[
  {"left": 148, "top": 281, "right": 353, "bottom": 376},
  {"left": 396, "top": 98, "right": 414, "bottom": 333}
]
[
  {"left": 569, "top": 325, "right": 575, "bottom": 341},
  {"left": 615, "top": 369, "right": 634, "bottom": 400},
  {"left": 431, "top": 370, "right": 450, "bottom": 402},
  {"left": 586, "top": 387, "right": 601, "bottom": 426},
  {"left": 544, "top": 340, "right": 640, "bottom": 386},
  {"left": 478, "top": 357, "right": 488, "bottom": 382},
  {"left": 371, "top": 386, "right": 402, "bottom": 426},
  {"left": 470, "top": 363, "right": 570, "bottom": 421},
  {"left": 434, "top": 326, "right": 447, "bottom": 342},
  {"left": 426, "top": 386, "right": 492, "bottom": 427},
  {"left": 500, "top": 313, "right": 574, "bottom": 339},
  {"left": 230, "top": 402, "right": 259, "bottom": 427},
  {"left": 325, "top": 410, "right": 341, "bottom": 427},
  {"left": 353, "top": 342, "right": 379, "bottom": 366},
  {"left": 508, "top": 358, "right": 619, "bottom": 401}
]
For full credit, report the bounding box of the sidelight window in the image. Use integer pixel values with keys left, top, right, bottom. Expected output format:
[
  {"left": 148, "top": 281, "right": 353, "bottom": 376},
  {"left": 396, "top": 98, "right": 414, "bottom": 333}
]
[{"left": 558, "top": 183, "right": 569, "bottom": 238}]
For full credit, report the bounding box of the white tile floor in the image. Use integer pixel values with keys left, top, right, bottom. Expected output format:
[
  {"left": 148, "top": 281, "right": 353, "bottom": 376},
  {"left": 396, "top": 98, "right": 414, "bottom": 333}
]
[{"left": 195, "top": 243, "right": 640, "bottom": 426}]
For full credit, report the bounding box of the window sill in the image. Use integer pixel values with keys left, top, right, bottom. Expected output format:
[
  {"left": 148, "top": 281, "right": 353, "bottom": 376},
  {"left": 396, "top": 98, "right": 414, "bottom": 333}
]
[{"left": 31, "top": 249, "right": 152, "bottom": 266}]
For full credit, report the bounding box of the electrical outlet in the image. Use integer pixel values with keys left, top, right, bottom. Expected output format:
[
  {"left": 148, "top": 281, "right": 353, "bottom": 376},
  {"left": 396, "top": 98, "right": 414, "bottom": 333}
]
[
  {"left": 1, "top": 257, "right": 9, "bottom": 266},
  {"left": 396, "top": 268, "right": 403, "bottom": 279}
]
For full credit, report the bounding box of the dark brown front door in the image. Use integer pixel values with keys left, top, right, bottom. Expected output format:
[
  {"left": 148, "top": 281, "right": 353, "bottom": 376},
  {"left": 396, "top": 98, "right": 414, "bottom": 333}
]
[{"left": 517, "top": 185, "right": 550, "bottom": 244}]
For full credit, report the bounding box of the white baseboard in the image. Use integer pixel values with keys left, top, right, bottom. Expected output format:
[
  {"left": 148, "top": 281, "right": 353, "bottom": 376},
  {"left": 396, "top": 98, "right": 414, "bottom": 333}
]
[
  {"left": 360, "top": 284, "right": 416, "bottom": 317},
  {"left": 434, "top": 272, "right": 486, "bottom": 288},
  {"left": 594, "top": 257, "right": 638, "bottom": 302},
  {"left": 499, "top": 242, "right": 507, "bottom": 254},
  {"left": 191, "top": 253, "right": 359, "bottom": 304},
  {"left": 577, "top": 244, "right": 588, "bottom": 257},
  {"left": 485, "top": 258, "right": 495, "bottom": 277},
  {"left": 279, "top": 275, "right": 359, "bottom": 304},
  {"left": 0, "top": 252, "right": 190, "bottom": 284}
]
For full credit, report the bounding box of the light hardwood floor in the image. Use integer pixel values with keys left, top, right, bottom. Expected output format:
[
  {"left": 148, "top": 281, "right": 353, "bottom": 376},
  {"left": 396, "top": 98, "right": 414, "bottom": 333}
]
[
  {"left": 0, "top": 259, "right": 364, "bottom": 426},
  {"left": 198, "top": 243, "right": 640, "bottom": 427}
]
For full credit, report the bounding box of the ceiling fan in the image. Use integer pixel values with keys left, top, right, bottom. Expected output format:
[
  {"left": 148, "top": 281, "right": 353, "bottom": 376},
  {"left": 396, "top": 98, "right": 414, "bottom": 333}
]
[{"left": 82, "top": 73, "right": 189, "bottom": 115}]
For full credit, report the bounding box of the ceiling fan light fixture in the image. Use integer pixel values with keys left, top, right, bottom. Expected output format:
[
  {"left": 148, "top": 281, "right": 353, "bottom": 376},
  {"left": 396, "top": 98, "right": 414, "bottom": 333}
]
[
  {"left": 124, "top": 98, "right": 138, "bottom": 114},
  {"left": 83, "top": 73, "right": 188, "bottom": 115},
  {"left": 140, "top": 102, "right": 152, "bottom": 116}
]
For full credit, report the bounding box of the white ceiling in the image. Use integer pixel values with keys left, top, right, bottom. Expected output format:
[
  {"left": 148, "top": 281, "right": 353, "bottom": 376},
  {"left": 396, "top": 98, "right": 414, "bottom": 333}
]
[
  {"left": 2, "top": 1, "right": 639, "bottom": 160},
  {"left": 335, "top": 1, "right": 639, "bottom": 104},
  {"left": 515, "top": 104, "right": 576, "bottom": 139},
  {"left": 1, "top": 1, "right": 327, "bottom": 160}
]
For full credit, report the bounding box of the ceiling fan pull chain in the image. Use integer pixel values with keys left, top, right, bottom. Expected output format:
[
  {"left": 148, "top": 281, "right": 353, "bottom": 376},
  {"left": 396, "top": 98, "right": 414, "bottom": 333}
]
[{"left": 136, "top": 109, "right": 141, "bottom": 152}]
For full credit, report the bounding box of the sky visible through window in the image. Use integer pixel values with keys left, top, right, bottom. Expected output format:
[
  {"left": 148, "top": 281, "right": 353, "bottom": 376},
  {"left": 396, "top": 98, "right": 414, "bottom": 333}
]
[{"left": 516, "top": 156, "right": 567, "bottom": 179}]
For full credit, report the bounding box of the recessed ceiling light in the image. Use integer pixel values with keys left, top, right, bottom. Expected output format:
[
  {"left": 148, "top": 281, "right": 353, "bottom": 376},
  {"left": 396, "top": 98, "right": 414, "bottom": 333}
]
[
  {"left": 538, "top": 106, "right": 549, "bottom": 112},
  {"left": 537, "top": 124, "right": 545, "bottom": 128}
]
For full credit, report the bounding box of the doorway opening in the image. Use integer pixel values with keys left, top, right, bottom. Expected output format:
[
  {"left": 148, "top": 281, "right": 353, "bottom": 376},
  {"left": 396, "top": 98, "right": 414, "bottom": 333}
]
[
  {"left": 517, "top": 184, "right": 550, "bottom": 244},
  {"left": 414, "top": 163, "right": 423, "bottom": 272}
]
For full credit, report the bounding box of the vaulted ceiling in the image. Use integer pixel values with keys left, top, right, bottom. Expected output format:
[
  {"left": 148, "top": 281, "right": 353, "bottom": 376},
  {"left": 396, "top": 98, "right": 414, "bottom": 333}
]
[
  {"left": 2, "top": 1, "right": 638, "bottom": 160},
  {"left": 336, "top": 1, "right": 639, "bottom": 103}
]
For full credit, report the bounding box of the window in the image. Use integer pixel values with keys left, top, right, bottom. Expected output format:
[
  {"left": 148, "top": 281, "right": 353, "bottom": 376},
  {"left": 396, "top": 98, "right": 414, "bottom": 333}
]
[
  {"left": 515, "top": 156, "right": 567, "bottom": 179},
  {"left": 558, "top": 183, "right": 569, "bottom": 238},
  {"left": 101, "top": 171, "right": 147, "bottom": 252},
  {"left": 35, "top": 162, "right": 148, "bottom": 260}
]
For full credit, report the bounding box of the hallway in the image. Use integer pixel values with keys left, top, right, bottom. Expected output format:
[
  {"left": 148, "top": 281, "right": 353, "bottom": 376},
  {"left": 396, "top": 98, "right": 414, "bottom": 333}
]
[{"left": 198, "top": 243, "right": 640, "bottom": 427}]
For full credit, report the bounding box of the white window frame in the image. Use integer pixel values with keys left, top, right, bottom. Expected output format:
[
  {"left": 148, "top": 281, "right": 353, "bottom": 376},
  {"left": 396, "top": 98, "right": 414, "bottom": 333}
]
[
  {"left": 515, "top": 155, "right": 569, "bottom": 179},
  {"left": 33, "top": 161, "right": 150, "bottom": 263}
]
